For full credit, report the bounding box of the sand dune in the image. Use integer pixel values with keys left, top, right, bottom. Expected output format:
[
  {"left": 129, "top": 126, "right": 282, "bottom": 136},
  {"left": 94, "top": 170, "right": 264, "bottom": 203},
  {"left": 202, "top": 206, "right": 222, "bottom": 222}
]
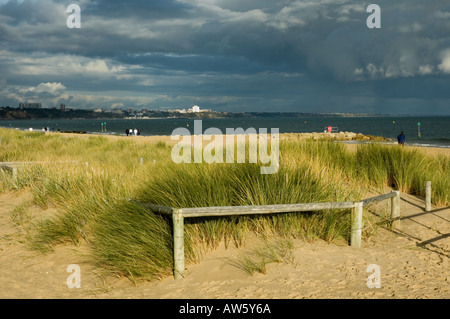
[{"left": 0, "top": 189, "right": 448, "bottom": 299}]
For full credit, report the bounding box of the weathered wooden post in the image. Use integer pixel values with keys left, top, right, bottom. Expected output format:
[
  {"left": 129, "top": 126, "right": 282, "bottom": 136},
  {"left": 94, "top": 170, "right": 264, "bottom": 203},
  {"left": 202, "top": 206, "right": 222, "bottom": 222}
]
[
  {"left": 140, "top": 157, "right": 144, "bottom": 166},
  {"left": 12, "top": 167, "right": 18, "bottom": 181},
  {"left": 0, "top": 165, "right": 18, "bottom": 182},
  {"left": 172, "top": 209, "right": 185, "bottom": 280},
  {"left": 425, "top": 181, "right": 432, "bottom": 212},
  {"left": 390, "top": 190, "right": 401, "bottom": 229},
  {"left": 351, "top": 202, "right": 363, "bottom": 248}
]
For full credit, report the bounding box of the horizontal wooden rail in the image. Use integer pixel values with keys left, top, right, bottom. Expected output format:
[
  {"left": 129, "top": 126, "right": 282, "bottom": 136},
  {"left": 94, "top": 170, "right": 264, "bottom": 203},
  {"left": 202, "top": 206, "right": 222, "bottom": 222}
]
[
  {"left": 180, "top": 201, "right": 356, "bottom": 218},
  {"left": 0, "top": 161, "right": 89, "bottom": 181},
  {"left": 0, "top": 161, "right": 86, "bottom": 167},
  {"left": 362, "top": 191, "right": 398, "bottom": 206},
  {"left": 130, "top": 201, "right": 174, "bottom": 215},
  {"left": 134, "top": 190, "right": 401, "bottom": 280}
]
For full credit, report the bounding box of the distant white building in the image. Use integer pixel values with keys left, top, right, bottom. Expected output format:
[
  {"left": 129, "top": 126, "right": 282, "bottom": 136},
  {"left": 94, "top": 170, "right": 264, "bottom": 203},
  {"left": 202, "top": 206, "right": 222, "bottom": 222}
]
[{"left": 192, "top": 105, "right": 200, "bottom": 113}]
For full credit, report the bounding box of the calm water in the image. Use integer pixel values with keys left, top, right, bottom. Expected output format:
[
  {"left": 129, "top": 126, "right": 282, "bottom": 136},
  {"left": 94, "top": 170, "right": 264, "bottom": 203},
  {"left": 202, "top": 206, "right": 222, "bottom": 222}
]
[{"left": 1, "top": 116, "right": 449, "bottom": 148}]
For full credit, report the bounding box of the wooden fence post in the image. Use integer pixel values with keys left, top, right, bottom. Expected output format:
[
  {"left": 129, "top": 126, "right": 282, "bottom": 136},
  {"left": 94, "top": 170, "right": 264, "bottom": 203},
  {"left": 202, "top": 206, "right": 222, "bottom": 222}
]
[
  {"left": 351, "top": 202, "right": 363, "bottom": 248},
  {"left": 390, "top": 190, "right": 401, "bottom": 229},
  {"left": 172, "top": 209, "right": 185, "bottom": 280},
  {"left": 425, "top": 181, "right": 431, "bottom": 212}
]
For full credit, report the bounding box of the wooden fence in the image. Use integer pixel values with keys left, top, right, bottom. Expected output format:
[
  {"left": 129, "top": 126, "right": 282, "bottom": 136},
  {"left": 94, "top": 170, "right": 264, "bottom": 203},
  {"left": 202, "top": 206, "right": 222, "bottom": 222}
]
[
  {"left": 0, "top": 159, "right": 430, "bottom": 214},
  {"left": 3, "top": 161, "right": 436, "bottom": 280},
  {"left": 140, "top": 190, "right": 401, "bottom": 280},
  {"left": 0, "top": 161, "right": 89, "bottom": 181}
]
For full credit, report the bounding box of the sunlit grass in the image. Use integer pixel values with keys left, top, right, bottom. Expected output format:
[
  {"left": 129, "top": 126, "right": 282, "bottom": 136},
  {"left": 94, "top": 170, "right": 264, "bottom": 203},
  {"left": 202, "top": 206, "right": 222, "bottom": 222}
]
[{"left": 1, "top": 127, "right": 448, "bottom": 281}]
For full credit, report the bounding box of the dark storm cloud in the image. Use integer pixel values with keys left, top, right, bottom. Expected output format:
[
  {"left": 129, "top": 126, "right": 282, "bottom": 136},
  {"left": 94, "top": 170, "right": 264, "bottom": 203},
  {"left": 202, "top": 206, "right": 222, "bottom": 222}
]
[
  {"left": 0, "top": 0, "right": 450, "bottom": 114},
  {"left": 82, "top": 0, "right": 193, "bottom": 19},
  {"left": 0, "top": 0, "right": 57, "bottom": 25}
]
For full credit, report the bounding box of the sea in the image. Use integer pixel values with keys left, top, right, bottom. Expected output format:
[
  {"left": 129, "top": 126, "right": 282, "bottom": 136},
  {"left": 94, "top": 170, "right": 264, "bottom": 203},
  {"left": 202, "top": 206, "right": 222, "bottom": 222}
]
[{"left": 1, "top": 116, "right": 449, "bottom": 148}]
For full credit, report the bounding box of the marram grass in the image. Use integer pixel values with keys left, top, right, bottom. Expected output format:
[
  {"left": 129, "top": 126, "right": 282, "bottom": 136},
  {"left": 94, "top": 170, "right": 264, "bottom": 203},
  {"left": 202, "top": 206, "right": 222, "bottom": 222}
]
[{"left": 0, "top": 128, "right": 448, "bottom": 281}]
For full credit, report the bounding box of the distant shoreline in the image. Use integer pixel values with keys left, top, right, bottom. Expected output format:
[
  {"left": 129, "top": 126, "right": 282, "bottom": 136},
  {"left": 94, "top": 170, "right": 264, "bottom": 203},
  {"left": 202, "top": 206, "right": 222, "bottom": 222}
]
[
  {"left": 3, "top": 126, "right": 450, "bottom": 150},
  {"left": 2, "top": 115, "right": 449, "bottom": 150},
  {"left": 2, "top": 106, "right": 446, "bottom": 121}
]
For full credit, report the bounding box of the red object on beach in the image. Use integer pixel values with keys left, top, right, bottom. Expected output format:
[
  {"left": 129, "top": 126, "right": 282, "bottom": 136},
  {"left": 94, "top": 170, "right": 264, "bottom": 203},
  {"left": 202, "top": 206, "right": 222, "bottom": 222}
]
[{"left": 327, "top": 126, "right": 332, "bottom": 132}]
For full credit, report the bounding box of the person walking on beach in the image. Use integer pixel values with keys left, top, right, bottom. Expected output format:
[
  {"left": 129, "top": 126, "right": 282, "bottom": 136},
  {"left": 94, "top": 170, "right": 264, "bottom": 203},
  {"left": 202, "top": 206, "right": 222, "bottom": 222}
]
[
  {"left": 397, "top": 131, "right": 405, "bottom": 146},
  {"left": 125, "top": 128, "right": 129, "bottom": 136}
]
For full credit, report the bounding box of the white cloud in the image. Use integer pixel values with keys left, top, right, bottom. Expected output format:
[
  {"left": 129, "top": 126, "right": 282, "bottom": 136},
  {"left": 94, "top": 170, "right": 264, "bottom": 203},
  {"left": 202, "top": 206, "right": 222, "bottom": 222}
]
[
  {"left": 337, "top": 4, "right": 365, "bottom": 15},
  {"left": 31, "top": 82, "right": 66, "bottom": 94},
  {"left": 1, "top": 81, "right": 66, "bottom": 107},
  {"left": 11, "top": 82, "right": 66, "bottom": 97},
  {"left": 438, "top": 49, "right": 450, "bottom": 73},
  {"left": 0, "top": 50, "right": 140, "bottom": 81},
  {"left": 365, "top": 63, "right": 384, "bottom": 79},
  {"left": 398, "top": 23, "right": 423, "bottom": 33},
  {"left": 353, "top": 68, "right": 363, "bottom": 75},
  {"left": 418, "top": 65, "right": 433, "bottom": 75},
  {"left": 111, "top": 102, "right": 124, "bottom": 109},
  {"left": 434, "top": 10, "right": 450, "bottom": 19},
  {"left": 267, "top": 1, "right": 320, "bottom": 30}
]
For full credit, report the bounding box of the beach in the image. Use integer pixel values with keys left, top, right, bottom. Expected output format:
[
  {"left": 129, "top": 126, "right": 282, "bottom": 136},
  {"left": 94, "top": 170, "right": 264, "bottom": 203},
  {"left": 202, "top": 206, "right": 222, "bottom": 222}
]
[
  {"left": 3, "top": 0, "right": 450, "bottom": 303},
  {"left": 0, "top": 190, "right": 448, "bottom": 299},
  {"left": 0, "top": 132, "right": 449, "bottom": 299},
  {"left": 56, "top": 130, "right": 450, "bottom": 157}
]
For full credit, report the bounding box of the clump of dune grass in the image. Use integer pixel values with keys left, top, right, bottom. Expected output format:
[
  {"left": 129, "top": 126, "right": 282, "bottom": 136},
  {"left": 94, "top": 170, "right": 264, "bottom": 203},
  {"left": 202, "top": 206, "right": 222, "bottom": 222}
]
[
  {"left": 353, "top": 144, "right": 449, "bottom": 206},
  {"left": 89, "top": 200, "right": 176, "bottom": 283},
  {"left": 84, "top": 139, "right": 359, "bottom": 280},
  {"left": 87, "top": 160, "right": 356, "bottom": 281},
  {"left": 10, "top": 201, "right": 33, "bottom": 229}
]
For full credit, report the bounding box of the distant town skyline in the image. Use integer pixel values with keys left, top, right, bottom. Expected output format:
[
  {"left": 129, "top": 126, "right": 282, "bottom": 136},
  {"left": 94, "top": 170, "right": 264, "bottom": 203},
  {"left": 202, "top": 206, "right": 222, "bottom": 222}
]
[{"left": 1, "top": 0, "right": 450, "bottom": 115}]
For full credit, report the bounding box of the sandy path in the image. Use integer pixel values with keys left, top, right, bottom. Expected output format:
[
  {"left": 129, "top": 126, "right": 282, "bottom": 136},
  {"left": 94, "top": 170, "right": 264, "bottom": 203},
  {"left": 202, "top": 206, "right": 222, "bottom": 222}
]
[{"left": 0, "top": 189, "right": 448, "bottom": 299}]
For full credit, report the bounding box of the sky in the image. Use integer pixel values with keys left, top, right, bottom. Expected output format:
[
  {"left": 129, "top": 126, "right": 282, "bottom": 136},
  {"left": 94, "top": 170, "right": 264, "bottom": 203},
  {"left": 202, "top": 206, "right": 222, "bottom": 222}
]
[{"left": 1, "top": 0, "right": 450, "bottom": 115}]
